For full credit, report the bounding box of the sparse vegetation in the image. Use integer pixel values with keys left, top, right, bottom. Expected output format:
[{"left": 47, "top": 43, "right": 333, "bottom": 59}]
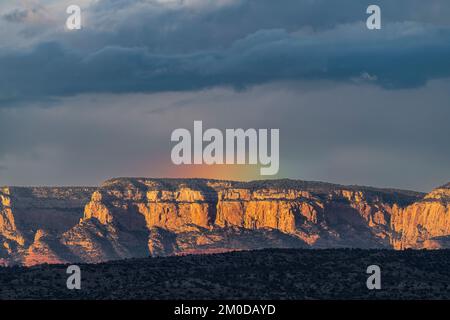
[{"left": 0, "top": 249, "right": 449, "bottom": 300}]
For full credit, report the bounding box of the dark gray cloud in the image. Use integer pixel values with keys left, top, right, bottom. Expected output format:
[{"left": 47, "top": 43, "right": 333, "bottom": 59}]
[
  {"left": 1, "top": 2, "right": 48, "bottom": 27},
  {"left": 2, "top": 9, "right": 29, "bottom": 23},
  {"left": 1, "top": 22, "right": 450, "bottom": 106},
  {"left": 75, "top": 0, "right": 450, "bottom": 52},
  {"left": 1, "top": 0, "right": 450, "bottom": 190}
]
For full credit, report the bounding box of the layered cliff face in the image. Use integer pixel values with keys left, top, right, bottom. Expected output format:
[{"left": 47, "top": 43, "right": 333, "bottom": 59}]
[
  {"left": 1, "top": 178, "right": 449, "bottom": 266},
  {"left": 0, "top": 188, "right": 25, "bottom": 264},
  {"left": 0, "top": 186, "right": 95, "bottom": 266},
  {"left": 391, "top": 184, "right": 450, "bottom": 249},
  {"left": 55, "top": 178, "right": 423, "bottom": 263}
]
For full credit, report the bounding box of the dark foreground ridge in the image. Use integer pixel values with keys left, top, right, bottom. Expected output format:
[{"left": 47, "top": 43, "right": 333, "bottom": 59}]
[{"left": 1, "top": 248, "right": 449, "bottom": 300}]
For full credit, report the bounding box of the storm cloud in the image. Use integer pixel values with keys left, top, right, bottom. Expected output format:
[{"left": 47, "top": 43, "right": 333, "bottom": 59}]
[
  {"left": 1, "top": 22, "right": 450, "bottom": 105},
  {"left": 0, "top": 0, "right": 450, "bottom": 190}
]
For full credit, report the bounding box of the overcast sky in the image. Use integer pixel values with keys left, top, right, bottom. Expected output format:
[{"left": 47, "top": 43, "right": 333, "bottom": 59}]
[{"left": 0, "top": 0, "right": 449, "bottom": 191}]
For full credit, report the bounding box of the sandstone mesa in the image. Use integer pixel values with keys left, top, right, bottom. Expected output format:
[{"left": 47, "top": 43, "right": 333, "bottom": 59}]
[{"left": 1, "top": 178, "right": 449, "bottom": 266}]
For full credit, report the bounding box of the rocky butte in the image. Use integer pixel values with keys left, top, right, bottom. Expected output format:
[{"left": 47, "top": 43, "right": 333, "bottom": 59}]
[{"left": 0, "top": 178, "right": 449, "bottom": 266}]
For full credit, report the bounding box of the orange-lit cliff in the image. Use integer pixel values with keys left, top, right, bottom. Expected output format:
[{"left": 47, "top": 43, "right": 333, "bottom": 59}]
[{"left": 1, "top": 178, "right": 449, "bottom": 266}]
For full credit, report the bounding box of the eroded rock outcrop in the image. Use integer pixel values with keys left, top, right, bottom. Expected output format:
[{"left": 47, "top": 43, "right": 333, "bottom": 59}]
[
  {"left": 1, "top": 187, "right": 26, "bottom": 265},
  {"left": 2, "top": 178, "right": 450, "bottom": 266},
  {"left": 0, "top": 186, "right": 94, "bottom": 266},
  {"left": 59, "top": 178, "right": 424, "bottom": 262},
  {"left": 391, "top": 184, "right": 450, "bottom": 249},
  {"left": 23, "top": 229, "right": 67, "bottom": 266}
]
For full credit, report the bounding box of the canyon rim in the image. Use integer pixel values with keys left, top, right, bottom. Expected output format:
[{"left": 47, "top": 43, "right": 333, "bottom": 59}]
[{"left": 1, "top": 178, "right": 449, "bottom": 267}]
